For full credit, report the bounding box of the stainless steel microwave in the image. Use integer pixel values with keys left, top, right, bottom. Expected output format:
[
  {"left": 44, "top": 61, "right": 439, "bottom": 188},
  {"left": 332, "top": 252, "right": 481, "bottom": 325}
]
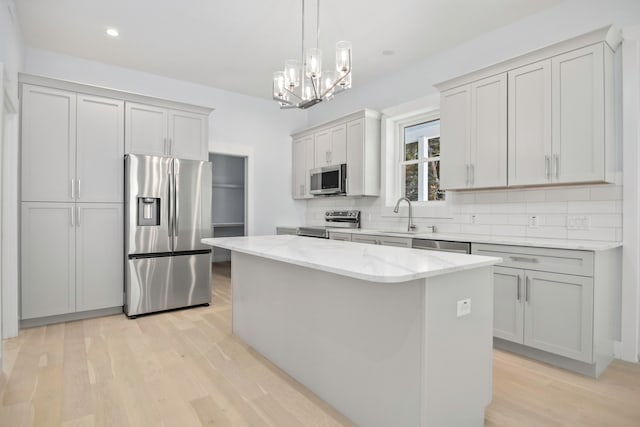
[{"left": 310, "top": 164, "right": 347, "bottom": 196}]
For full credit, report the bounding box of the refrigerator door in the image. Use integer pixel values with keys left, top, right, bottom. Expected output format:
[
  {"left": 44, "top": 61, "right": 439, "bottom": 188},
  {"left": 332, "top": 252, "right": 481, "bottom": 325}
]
[
  {"left": 173, "top": 158, "right": 212, "bottom": 252},
  {"left": 125, "top": 253, "right": 211, "bottom": 317},
  {"left": 125, "top": 154, "right": 172, "bottom": 255}
]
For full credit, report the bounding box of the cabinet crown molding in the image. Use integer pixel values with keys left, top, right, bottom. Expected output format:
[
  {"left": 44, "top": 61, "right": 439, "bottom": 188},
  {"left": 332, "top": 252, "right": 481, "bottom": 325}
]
[
  {"left": 435, "top": 25, "right": 621, "bottom": 92},
  {"left": 291, "top": 108, "right": 380, "bottom": 138},
  {"left": 18, "top": 73, "right": 214, "bottom": 115}
]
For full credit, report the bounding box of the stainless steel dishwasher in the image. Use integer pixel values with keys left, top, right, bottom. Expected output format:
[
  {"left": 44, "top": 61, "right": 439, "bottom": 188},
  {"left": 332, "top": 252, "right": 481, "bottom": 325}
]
[{"left": 412, "top": 238, "right": 471, "bottom": 254}]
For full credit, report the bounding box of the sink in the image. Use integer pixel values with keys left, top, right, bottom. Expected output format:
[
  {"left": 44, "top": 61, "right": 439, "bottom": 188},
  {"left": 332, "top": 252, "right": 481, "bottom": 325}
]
[{"left": 379, "top": 230, "right": 425, "bottom": 235}]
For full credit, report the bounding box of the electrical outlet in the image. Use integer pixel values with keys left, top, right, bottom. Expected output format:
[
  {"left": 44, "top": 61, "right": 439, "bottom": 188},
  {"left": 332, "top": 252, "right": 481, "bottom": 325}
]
[
  {"left": 457, "top": 298, "right": 471, "bottom": 317},
  {"left": 567, "top": 215, "right": 590, "bottom": 230},
  {"left": 470, "top": 214, "right": 478, "bottom": 224},
  {"left": 528, "top": 215, "right": 539, "bottom": 228}
]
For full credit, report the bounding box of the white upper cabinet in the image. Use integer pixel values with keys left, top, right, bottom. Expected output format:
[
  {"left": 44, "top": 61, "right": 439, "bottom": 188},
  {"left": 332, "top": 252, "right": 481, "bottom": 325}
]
[
  {"left": 21, "top": 85, "right": 124, "bottom": 203},
  {"left": 551, "top": 44, "right": 606, "bottom": 184},
  {"left": 76, "top": 94, "right": 125, "bottom": 202},
  {"left": 314, "top": 123, "right": 346, "bottom": 167},
  {"left": 125, "top": 103, "right": 167, "bottom": 157},
  {"left": 21, "top": 85, "right": 77, "bottom": 202},
  {"left": 440, "top": 74, "right": 507, "bottom": 190},
  {"left": 126, "top": 102, "right": 209, "bottom": 160},
  {"left": 437, "top": 26, "right": 620, "bottom": 189},
  {"left": 292, "top": 109, "right": 380, "bottom": 199},
  {"left": 508, "top": 60, "right": 552, "bottom": 186},
  {"left": 292, "top": 134, "right": 314, "bottom": 199}
]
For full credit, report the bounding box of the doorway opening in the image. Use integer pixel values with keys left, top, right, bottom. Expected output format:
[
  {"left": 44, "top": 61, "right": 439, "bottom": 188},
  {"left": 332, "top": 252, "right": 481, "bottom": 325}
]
[{"left": 209, "top": 153, "right": 247, "bottom": 263}]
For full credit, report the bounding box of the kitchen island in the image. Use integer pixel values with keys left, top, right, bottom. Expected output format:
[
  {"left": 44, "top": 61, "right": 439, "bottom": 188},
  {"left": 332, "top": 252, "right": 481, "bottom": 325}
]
[{"left": 202, "top": 235, "right": 501, "bottom": 427}]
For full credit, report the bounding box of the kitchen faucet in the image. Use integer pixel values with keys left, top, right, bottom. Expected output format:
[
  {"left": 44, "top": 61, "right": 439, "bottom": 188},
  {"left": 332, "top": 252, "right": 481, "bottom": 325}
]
[{"left": 393, "top": 197, "right": 417, "bottom": 232}]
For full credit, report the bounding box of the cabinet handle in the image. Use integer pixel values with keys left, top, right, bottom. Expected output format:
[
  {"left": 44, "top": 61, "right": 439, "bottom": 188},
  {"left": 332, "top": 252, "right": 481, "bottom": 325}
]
[
  {"left": 77, "top": 179, "right": 81, "bottom": 200},
  {"left": 465, "top": 165, "right": 469, "bottom": 186},
  {"left": 470, "top": 164, "right": 475, "bottom": 186},
  {"left": 554, "top": 155, "right": 559, "bottom": 179},
  {"left": 525, "top": 276, "right": 530, "bottom": 303},
  {"left": 76, "top": 206, "right": 81, "bottom": 227},
  {"left": 70, "top": 179, "right": 75, "bottom": 199},
  {"left": 70, "top": 207, "right": 75, "bottom": 227},
  {"left": 510, "top": 256, "right": 538, "bottom": 263},
  {"left": 164, "top": 138, "right": 167, "bottom": 155},
  {"left": 545, "top": 156, "right": 550, "bottom": 180},
  {"left": 516, "top": 275, "right": 521, "bottom": 302},
  {"left": 169, "top": 138, "right": 173, "bottom": 155}
]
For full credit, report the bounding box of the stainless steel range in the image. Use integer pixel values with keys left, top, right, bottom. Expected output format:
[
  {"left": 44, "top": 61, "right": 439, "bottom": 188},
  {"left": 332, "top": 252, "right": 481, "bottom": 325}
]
[{"left": 296, "top": 210, "right": 361, "bottom": 238}]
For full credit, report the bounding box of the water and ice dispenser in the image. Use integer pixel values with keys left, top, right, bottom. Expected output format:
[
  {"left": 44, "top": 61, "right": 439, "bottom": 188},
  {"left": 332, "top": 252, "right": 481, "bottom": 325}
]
[{"left": 137, "top": 197, "right": 160, "bottom": 226}]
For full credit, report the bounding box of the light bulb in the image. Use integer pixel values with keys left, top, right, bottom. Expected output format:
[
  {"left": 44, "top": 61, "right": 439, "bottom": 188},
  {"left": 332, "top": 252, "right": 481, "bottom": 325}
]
[
  {"left": 273, "top": 71, "right": 286, "bottom": 99},
  {"left": 305, "top": 48, "right": 322, "bottom": 78},
  {"left": 336, "top": 41, "right": 352, "bottom": 74},
  {"left": 322, "top": 70, "right": 335, "bottom": 97},
  {"left": 284, "top": 60, "right": 300, "bottom": 89}
]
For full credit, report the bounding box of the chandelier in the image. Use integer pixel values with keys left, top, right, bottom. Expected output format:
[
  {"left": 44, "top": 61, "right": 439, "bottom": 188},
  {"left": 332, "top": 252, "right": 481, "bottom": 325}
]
[{"left": 272, "top": 0, "right": 352, "bottom": 109}]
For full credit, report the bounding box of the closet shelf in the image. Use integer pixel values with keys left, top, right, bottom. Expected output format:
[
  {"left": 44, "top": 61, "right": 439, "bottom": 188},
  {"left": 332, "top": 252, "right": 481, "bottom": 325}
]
[
  {"left": 212, "top": 222, "right": 245, "bottom": 228},
  {"left": 212, "top": 183, "right": 244, "bottom": 189}
]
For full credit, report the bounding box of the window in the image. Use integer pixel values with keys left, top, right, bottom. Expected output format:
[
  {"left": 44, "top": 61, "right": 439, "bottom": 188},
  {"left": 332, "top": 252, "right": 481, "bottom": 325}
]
[{"left": 400, "top": 117, "right": 444, "bottom": 202}]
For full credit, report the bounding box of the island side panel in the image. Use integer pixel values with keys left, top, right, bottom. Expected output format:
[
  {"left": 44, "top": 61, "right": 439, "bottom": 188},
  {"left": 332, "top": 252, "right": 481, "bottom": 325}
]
[
  {"left": 422, "top": 266, "right": 494, "bottom": 427},
  {"left": 231, "top": 251, "right": 425, "bottom": 427}
]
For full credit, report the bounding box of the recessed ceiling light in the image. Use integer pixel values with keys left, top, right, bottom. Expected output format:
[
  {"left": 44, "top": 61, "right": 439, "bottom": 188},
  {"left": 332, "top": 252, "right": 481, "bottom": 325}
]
[
  {"left": 382, "top": 50, "right": 395, "bottom": 56},
  {"left": 106, "top": 28, "right": 119, "bottom": 37}
]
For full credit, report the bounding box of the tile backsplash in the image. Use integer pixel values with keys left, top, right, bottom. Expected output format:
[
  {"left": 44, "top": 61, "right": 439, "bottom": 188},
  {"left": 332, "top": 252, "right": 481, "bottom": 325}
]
[{"left": 305, "top": 183, "right": 623, "bottom": 242}]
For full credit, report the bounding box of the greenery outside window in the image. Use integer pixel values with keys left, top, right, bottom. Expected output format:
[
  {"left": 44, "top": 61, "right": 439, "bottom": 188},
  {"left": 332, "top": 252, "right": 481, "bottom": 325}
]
[{"left": 400, "top": 117, "right": 444, "bottom": 202}]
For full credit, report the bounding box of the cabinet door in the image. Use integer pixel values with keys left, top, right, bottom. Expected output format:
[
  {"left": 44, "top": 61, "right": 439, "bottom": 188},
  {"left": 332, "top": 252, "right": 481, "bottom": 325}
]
[
  {"left": 21, "top": 202, "right": 76, "bottom": 319},
  {"left": 169, "top": 110, "right": 208, "bottom": 160},
  {"left": 125, "top": 102, "right": 168, "bottom": 156},
  {"left": 346, "top": 118, "right": 364, "bottom": 195},
  {"left": 314, "top": 129, "right": 332, "bottom": 167},
  {"left": 524, "top": 270, "right": 594, "bottom": 363},
  {"left": 552, "top": 44, "right": 605, "bottom": 183},
  {"left": 329, "top": 124, "right": 347, "bottom": 165},
  {"left": 76, "top": 204, "right": 124, "bottom": 311},
  {"left": 470, "top": 74, "right": 507, "bottom": 188},
  {"left": 21, "top": 85, "right": 76, "bottom": 202},
  {"left": 440, "top": 85, "right": 470, "bottom": 189},
  {"left": 351, "top": 235, "right": 379, "bottom": 245},
  {"left": 292, "top": 135, "right": 314, "bottom": 199},
  {"left": 378, "top": 236, "right": 412, "bottom": 248},
  {"left": 76, "top": 95, "right": 124, "bottom": 203},
  {"left": 493, "top": 267, "right": 524, "bottom": 343},
  {"left": 508, "top": 60, "right": 552, "bottom": 186}
]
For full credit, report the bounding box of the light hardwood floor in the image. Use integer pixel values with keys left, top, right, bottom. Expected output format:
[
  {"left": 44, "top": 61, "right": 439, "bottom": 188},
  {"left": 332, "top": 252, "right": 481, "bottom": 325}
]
[{"left": 1, "top": 262, "right": 639, "bottom": 426}]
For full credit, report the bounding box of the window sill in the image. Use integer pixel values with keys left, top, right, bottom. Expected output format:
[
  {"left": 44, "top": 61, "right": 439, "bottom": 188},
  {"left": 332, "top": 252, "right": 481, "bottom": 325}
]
[{"left": 381, "top": 202, "right": 453, "bottom": 219}]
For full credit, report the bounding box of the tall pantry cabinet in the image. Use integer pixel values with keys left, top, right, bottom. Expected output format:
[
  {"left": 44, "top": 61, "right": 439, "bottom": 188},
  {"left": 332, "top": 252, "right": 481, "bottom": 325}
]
[{"left": 20, "top": 84, "right": 124, "bottom": 322}]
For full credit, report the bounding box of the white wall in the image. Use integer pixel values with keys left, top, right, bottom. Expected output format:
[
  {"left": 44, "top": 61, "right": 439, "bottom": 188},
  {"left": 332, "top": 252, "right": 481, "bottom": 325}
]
[
  {"left": 0, "top": 0, "right": 24, "bottom": 358},
  {"left": 24, "top": 48, "right": 308, "bottom": 235}
]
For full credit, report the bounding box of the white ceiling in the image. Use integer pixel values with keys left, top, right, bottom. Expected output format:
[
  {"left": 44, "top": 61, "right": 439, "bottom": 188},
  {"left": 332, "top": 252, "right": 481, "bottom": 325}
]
[{"left": 16, "top": 0, "right": 563, "bottom": 100}]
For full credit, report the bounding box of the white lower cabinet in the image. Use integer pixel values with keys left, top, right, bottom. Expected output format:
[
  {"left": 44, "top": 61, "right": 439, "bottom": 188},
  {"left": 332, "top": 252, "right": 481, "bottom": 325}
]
[
  {"left": 473, "top": 243, "right": 619, "bottom": 376},
  {"left": 350, "top": 234, "right": 411, "bottom": 248},
  {"left": 21, "top": 202, "right": 123, "bottom": 320},
  {"left": 493, "top": 266, "right": 593, "bottom": 362}
]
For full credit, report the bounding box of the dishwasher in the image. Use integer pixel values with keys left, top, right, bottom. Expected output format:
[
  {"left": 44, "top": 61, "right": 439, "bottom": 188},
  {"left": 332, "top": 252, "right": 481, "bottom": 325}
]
[{"left": 412, "top": 238, "right": 471, "bottom": 254}]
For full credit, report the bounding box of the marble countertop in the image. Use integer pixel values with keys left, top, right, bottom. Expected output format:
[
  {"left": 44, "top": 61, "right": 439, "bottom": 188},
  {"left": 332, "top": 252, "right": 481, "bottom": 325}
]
[
  {"left": 324, "top": 228, "right": 621, "bottom": 251},
  {"left": 202, "top": 235, "right": 501, "bottom": 284}
]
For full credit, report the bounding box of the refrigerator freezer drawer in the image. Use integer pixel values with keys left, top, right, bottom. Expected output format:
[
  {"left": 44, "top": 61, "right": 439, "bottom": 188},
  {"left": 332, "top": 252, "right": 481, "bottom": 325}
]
[{"left": 125, "top": 252, "right": 211, "bottom": 317}]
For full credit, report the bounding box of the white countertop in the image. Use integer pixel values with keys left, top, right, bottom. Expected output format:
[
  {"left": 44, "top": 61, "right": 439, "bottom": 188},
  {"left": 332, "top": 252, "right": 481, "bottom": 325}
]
[
  {"left": 326, "top": 228, "right": 621, "bottom": 251},
  {"left": 202, "top": 235, "right": 501, "bottom": 283}
]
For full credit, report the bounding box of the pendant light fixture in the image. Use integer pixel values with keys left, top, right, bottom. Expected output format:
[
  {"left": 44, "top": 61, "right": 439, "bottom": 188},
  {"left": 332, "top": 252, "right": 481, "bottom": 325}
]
[{"left": 273, "top": 0, "right": 352, "bottom": 109}]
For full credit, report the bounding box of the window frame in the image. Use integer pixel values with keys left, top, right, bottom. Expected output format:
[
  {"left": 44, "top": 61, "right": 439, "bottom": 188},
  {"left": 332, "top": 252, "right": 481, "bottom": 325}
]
[{"left": 393, "top": 109, "right": 445, "bottom": 206}]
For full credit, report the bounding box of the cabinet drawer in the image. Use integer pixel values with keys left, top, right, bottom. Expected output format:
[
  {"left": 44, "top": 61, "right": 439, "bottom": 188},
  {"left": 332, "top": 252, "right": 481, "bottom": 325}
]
[
  {"left": 471, "top": 243, "right": 593, "bottom": 277},
  {"left": 329, "top": 232, "right": 352, "bottom": 241}
]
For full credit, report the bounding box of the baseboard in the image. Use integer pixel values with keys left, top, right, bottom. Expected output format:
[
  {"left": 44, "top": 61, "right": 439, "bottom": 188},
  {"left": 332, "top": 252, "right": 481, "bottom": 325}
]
[{"left": 20, "top": 306, "right": 123, "bottom": 329}]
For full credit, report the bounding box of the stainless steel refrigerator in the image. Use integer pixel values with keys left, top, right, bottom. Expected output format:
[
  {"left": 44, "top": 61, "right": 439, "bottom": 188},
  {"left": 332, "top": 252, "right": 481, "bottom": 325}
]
[{"left": 124, "top": 154, "right": 212, "bottom": 317}]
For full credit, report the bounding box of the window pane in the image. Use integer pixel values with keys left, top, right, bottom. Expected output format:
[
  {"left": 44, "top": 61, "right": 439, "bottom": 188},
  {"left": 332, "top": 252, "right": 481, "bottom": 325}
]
[
  {"left": 405, "top": 140, "right": 418, "bottom": 161},
  {"left": 404, "top": 164, "right": 419, "bottom": 201},
  {"left": 427, "top": 161, "right": 444, "bottom": 201},
  {"left": 404, "top": 120, "right": 440, "bottom": 160},
  {"left": 428, "top": 136, "right": 440, "bottom": 158}
]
